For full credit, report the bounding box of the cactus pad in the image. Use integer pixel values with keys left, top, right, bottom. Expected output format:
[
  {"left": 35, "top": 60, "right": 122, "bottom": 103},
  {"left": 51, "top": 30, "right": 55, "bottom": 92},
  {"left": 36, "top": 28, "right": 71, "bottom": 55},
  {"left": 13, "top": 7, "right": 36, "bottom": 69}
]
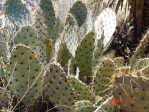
[
  {"left": 67, "top": 75, "right": 95, "bottom": 102},
  {"left": 138, "top": 66, "right": 149, "bottom": 76},
  {"left": 35, "top": 9, "right": 49, "bottom": 40},
  {"left": 75, "top": 32, "right": 95, "bottom": 81},
  {"left": 74, "top": 100, "right": 94, "bottom": 112},
  {"left": 95, "top": 98, "right": 115, "bottom": 112},
  {"left": 35, "top": 9, "right": 54, "bottom": 64},
  {"left": 114, "top": 57, "right": 125, "bottom": 68},
  {"left": 93, "top": 58, "right": 115, "bottom": 97},
  {"left": 43, "top": 63, "right": 75, "bottom": 112},
  {"left": 39, "top": 0, "right": 59, "bottom": 41},
  {"left": 5, "top": 0, "right": 30, "bottom": 26},
  {"left": 0, "top": 57, "right": 8, "bottom": 79},
  {"left": 45, "top": 39, "right": 54, "bottom": 62},
  {"left": 14, "top": 26, "right": 39, "bottom": 51},
  {"left": 115, "top": 66, "right": 131, "bottom": 76},
  {"left": 64, "top": 14, "right": 79, "bottom": 57},
  {"left": 70, "top": 1, "right": 87, "bottom": 27},
  {"left": 113, "top": 74, "right": 149, "bottom": 112},
  {"left": 57, "top": 42, "right": 72, "bottom": 70},
  {"left": 14, "top": 26, "right": 54, "bottom": 63},
  {"left": 6, "top": 45, "right": 43, "bottom": 105},
  {"left": 68, "top": 58, "right": 77, "bottom": 76},
  {"left": 0, "top": 33, "right": 8, "bottom": 58},
  {"left": 134, "top": 58, "right": 149, "bottom": 71},
  {"left": 95, "top": 8, "right": 116, "bottom": 47},
  {"left": 93, "top": 37, "right": 104, "bottom": 66}
]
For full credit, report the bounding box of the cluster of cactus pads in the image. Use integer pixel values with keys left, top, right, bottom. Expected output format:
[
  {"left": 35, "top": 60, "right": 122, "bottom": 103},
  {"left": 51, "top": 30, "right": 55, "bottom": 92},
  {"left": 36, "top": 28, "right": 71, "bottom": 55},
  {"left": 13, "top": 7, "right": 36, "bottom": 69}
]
[{"left": 0, "top": 0, "right": 149, "bottom": 112}]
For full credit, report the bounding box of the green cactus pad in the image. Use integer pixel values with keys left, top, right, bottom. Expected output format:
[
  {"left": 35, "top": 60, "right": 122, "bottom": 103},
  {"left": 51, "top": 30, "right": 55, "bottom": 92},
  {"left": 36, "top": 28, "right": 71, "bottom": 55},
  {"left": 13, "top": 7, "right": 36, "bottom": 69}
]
[
  {"left": 74, "top": 100, "right": 95, "bottom": 112},
  {"left": 5, "top": 0, "right": 30, "bottom": 26},
  {"left": 39, "top": 0, "right": 59, "bottom": 41},
  {"left": 57, "top": 42, "right": 72, "bottom": 71},
  {"left": 104, "top": 49, "right": 116, "bottom": 58},
  {"left": 67, "top": 75, "right": 95, "bottom": 102},
  {"left": 70, "top": 1, "right": 87, "bottom": 27},
  {"left": 0, "top": 33, "right": 8, "bottom": 58},
  {"left": 13, "top": 26, "right": 46, "bottom": 64},
  {"left": 64, "top": 14, "right": 79, "bottom": 57},
  {"left": 75, "top": 32, "right": 95, "bottom": 81},
  {"left": 93, "top": 58, "right": 115, "bottom": 97},
  {"left": 35, "top": 9, "right": 54, "bottom": 64},
  {"left": 43, "top": 63, "right": 75, "bottom": 112},
  {"left": 114, "top": 57, "right": 125, "bottom": 68},
  {"left": 35, "top": 38, "right": 54, "bottom": 64},
  {"left": 138, "top": 67, "right": 149, "bottom": 77},
  {"left": 45, "top": 39, "right": 54, "bottom": 62},
  {"left": 95, "top": 98, "right": 115, "bottom": 112},
  {"left": 6, "top": 45, "right": 43, "bottom": 105},
  {"left": 14, "top": 26, "right": 39, "bottom": 51},
  {"left": 68, "top": 58, "right": 77, "bottom": 76},
  {"left": 93, "top": 37, "right": 104, "bottom": 66},
  {"left": 0, "top": 58, "right": 5, "bottom": 79},
  {"left": 38, "top": 39, "right": 47, "bottom": 64},
  {"left": 35, "top": 9, "right": 49, "bottom": 40},
  {"left": 5, "top": 16, "right": 18, "bottom": 46},
  {"left": 39, "top": 0, "right": 55, "bottom": 29},
  {"left": 115, "top": 66, "right": 131, "bottom": 76},
  {"left": 113, "top": 75, "right": 149, "bottom": 112},
  {"left": 134, "top": 58, "right": 149, "bottom": 71}
]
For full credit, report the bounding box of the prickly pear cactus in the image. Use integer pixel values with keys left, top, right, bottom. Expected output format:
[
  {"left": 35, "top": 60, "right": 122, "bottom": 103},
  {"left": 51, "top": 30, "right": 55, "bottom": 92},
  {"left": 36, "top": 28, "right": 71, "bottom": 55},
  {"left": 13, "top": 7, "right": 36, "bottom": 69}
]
[
  {"left": 133, "top": 58, "right": 149, "bottom": 71},
  {"left": 68, "top": 57, "right": 77, "bottom": 76},
  {"left": 70, "top": 1, "right": 87, "bottom": 27},
  {"left": 74, "top": 100, "right": 95, "bottom": 112},
  {"left": 45, "top": 39, "right": 54, "bottom": 62},
  {"left": 57, "top": 42, "right": 72, "bottom": 69},
  {"left": 64, "top": 14, "right": 79, "bottom": 57},
  {"left": 5, "top": 0, "right": 30, "bottom": 26},
  {"left": 113, "top": 74, "right": 149, "bottom": 112},
  {"left": 95, "top": 8, "right": 116, "bottom": 47},
  {"left": 43, "top": 63, "right": 75, "bottom": 112},
  {"left": 95, "top": 97, "right": 115, "bottom": 112},
  {"left": 34, "top": 9, "right": 49, "bottom": 40},
  {"left": 137, "top": 66, "right": 149, "bottom": 76},
  {"left": 34, "top": 9, "right": 54, "bottom": 64},
  {"left": 75, "top": 32, "right": 95, "bottom": 81},
  {"left": 114, "top": 57, "right": 125, "bottom": 68},
  {"left": 93, "top": 58, "right": 115, "bottom": 97},
  {"left": 13, "top": 26, "right": 50, "bottom": 64},
  {"left": 0, "top": 32, "right": 8, "bottom": 58},
  {"left": 115, "top": 66, "right": 131, "bottom": 76},
  {"left": 14, "top": 26, "right": 39, "bottom": 51},
  {"left": 67, "top": 75, "right": 95, "bottom": 102},
  {"left": 6, "top": 45, "right": 43, "bottom": 105},
  {"left": 38, "top": 40, "right": 47, "bottom": 64},
  {"left": 104, "top": 49, "right": 116, "bottom": 59},
  {"left": 134, "top": 58, "right": 149, "bottom": 77},
  {"left": 0, "top": 61, "right": 4, "bottom": 79},
  {"left": 39, "top": 0, "right": 59, "bottom": 41},
  {"left": 35, "top": 38, "right": 55, "bottom": 64},
  {"left": 5, "top": 16, "right": 19, "bottom": 48},
  {"left": 93, "top": 36, "right": 104, "bottom": 67},
  {"left": 131, "top": 30, "right": 149, "bottom": 67}
]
